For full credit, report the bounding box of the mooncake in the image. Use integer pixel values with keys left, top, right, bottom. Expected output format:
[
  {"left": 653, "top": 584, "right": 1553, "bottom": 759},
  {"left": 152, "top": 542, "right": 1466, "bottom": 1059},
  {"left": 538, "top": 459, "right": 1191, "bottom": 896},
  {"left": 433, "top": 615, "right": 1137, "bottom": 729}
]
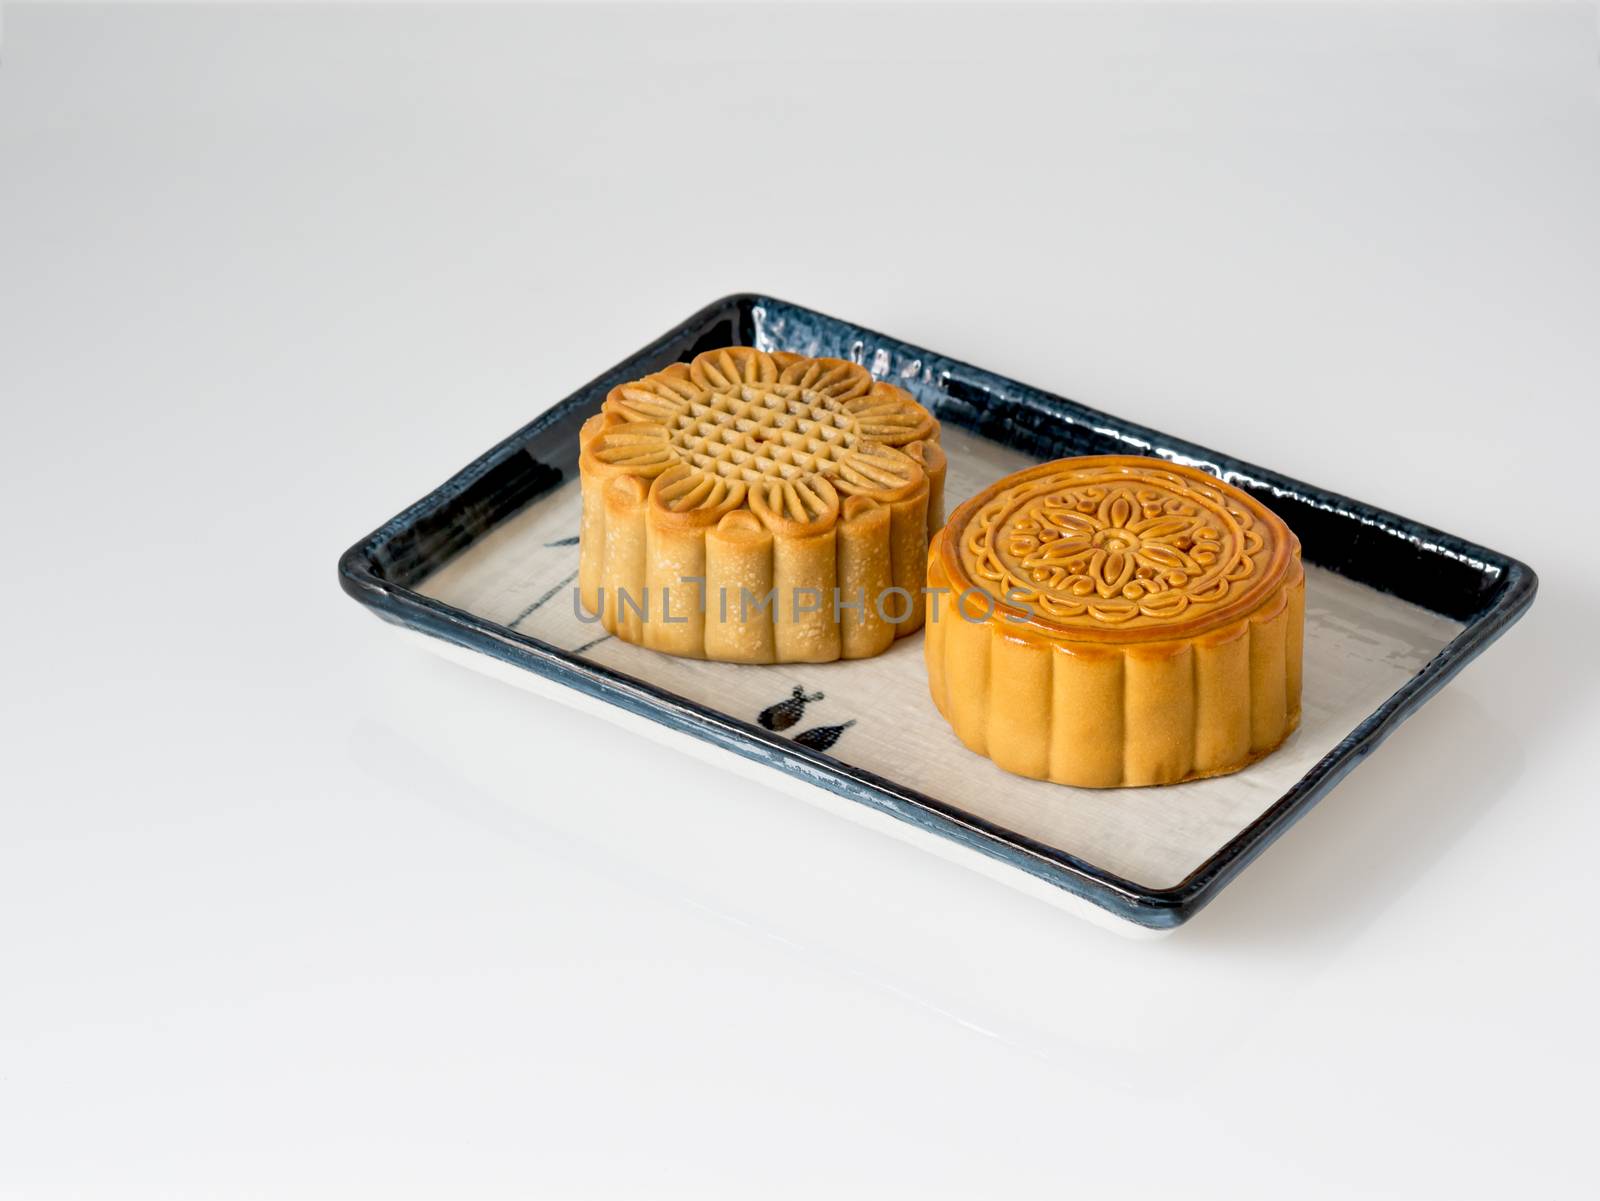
[
  {"left": 578, "top": 347, "right": 945, "bottom": 663},
  {"left": 926, "top": 456, "right": 1304, "bottom": 787}
]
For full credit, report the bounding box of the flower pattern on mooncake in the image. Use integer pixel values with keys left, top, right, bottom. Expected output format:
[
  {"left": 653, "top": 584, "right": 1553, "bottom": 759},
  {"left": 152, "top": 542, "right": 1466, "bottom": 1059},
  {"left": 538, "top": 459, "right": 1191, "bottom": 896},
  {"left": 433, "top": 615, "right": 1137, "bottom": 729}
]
[{"left": 927, "top": 456, "right": 1304, "bottom": 788}]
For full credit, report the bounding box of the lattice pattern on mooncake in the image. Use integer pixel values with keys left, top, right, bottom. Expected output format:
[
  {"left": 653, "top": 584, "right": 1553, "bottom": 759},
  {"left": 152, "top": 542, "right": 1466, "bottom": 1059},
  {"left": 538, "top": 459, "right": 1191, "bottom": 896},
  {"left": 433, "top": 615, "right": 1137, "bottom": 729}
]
[
  {"left": 576, "top": 347, "right": 945, "bottom": 664},
  {"left": 587, "top": 347, "right": 934, "bottom": 517}
]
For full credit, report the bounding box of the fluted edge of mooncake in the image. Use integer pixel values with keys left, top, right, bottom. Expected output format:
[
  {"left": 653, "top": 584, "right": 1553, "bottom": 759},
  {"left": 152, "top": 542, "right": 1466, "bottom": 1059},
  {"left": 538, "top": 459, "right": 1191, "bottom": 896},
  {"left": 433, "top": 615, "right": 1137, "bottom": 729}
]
[
  {"left": 925, "top": 529, "right": 1305, "bottom": 787},
  {"left": 578, "top": 425, "right": 946, "bottom": 663}
]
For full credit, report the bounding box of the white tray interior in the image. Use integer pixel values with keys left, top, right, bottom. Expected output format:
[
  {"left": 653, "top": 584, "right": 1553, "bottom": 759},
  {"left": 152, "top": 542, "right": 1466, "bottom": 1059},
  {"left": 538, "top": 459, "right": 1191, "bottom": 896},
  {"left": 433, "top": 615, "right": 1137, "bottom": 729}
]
[{"left": 418, "top": 428, "right": 1463, "bottom": 891}]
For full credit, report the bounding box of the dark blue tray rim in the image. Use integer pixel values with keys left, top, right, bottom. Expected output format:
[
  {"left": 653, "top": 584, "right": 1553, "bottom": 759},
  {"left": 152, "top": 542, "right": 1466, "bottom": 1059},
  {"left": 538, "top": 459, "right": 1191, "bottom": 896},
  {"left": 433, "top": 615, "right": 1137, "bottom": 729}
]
[{"left": 338, "top": 294, "right": 1537, "bottom": 929}]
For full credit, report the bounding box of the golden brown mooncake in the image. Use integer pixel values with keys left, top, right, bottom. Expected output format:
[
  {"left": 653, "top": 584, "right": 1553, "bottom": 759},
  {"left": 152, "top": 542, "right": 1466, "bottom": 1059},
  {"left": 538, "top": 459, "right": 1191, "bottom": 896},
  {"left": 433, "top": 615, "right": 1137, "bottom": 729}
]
[
  {"left": 926, "top": 456, "right": 1304, "bottom": 788},
  {"left": 577, "top": 346, "right": 945, "bottom": 663}
]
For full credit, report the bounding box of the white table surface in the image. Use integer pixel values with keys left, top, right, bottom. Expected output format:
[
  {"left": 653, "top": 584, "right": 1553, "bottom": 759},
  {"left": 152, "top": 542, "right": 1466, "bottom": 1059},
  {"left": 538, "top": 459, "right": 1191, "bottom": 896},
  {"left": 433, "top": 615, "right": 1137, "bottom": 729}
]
[{"left": 3, "top": 3, "right": 1597, "bottom": 1198}]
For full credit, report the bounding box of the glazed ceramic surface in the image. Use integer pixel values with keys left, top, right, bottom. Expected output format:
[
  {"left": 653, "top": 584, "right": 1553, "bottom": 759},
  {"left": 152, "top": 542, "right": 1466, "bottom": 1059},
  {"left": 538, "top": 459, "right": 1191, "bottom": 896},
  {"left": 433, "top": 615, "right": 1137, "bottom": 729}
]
[{"left": 339, "top": 295, "right": 1536, "bottom": 929}]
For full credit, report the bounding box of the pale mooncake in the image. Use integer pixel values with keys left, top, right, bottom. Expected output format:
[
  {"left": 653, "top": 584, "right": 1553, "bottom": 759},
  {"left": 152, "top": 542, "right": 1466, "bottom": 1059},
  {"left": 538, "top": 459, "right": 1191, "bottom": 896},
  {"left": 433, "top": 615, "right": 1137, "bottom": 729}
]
[
  {"left": 577, "top": 347, "right": 945, "bottom": 663},
  {"left": 926, "top": 456, "right": 1304, "bottom": 787}
]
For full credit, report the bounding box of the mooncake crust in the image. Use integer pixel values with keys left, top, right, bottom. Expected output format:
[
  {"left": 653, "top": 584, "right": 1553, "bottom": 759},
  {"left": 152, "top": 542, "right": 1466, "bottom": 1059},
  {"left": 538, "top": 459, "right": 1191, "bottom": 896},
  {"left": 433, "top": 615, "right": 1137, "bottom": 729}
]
[
  {"left": 578, "top": 346, "right": 945, "bottom": 663},
  {"left": 926, "top": 455, "right": 1304, "bottom": 788}
]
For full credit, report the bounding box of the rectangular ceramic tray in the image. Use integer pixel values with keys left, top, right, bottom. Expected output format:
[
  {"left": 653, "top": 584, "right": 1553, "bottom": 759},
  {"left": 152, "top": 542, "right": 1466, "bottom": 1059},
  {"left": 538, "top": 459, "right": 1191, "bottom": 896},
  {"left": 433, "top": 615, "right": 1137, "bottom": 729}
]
[{"left": 338, "top": 294, "right": 1536, "bottom": 931}]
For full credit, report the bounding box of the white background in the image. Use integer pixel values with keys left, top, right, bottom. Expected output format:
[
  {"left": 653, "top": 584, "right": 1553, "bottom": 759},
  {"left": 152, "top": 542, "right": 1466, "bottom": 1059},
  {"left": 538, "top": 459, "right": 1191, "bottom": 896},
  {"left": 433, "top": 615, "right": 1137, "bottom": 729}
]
[{"left": 3, "top": 3, "right": 1598, "bottom": 1198}]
